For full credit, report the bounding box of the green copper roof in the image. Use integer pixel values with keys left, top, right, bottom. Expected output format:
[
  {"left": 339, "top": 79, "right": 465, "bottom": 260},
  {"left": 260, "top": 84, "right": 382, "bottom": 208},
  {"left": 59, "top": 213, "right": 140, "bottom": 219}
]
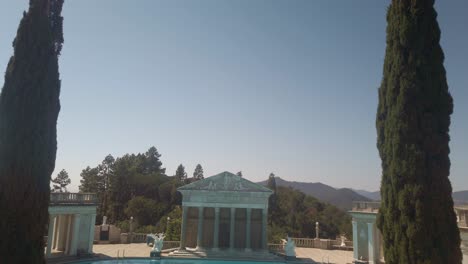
[{"left": 178, "top": 171, "right": 273, "bottom": 193}]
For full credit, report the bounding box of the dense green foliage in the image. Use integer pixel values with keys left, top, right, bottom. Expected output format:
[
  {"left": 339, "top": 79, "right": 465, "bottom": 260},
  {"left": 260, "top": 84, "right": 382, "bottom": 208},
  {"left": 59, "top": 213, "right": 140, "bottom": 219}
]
[
  {"left": 267, "top": 184, "right": 351, "bottom": 243},
  {"left": 376, "top": 1, "right": 461, "bottom": 263},
  {"left": 51, "top": 169, "right": 71, "bottom": 192},
  {"left": 0, "top": 0, "right": 64, "bottom": 262},
  {"left": 79, "top": 147, "right": 183, "bottom": 226}
]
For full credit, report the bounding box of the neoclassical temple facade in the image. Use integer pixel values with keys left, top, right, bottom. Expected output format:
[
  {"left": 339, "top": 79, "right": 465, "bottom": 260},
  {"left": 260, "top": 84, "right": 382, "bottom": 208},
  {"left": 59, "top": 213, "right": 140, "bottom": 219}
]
[{"left": 177, "top": 171, "right": 272, "bottom": 252}]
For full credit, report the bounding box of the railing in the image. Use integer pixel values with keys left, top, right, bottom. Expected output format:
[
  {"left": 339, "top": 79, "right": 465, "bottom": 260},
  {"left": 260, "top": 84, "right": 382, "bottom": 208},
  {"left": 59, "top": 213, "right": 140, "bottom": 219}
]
[
  {"left": 162, "top": 241, "right": 180, "bottom": 250},
  {"left": 352, "top": 201, "right": 381, "bottom": 213},
  {"left": 131, "top": 233, "right": 147, "bottom": 243},
  {"left": 49, "top": 193, "right": 98, "bottom": 205},
  {"left": 268, "top": 243, "right": 284, "bottom": 254}
]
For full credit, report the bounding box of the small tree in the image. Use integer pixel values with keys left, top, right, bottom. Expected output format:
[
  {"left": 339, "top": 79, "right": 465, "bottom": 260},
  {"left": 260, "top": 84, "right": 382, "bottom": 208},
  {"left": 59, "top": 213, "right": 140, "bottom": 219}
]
[
  {"left": 236, "top": 171, "right": 243, "bottom": 177},
  {"left": 51, "top": 169, "right": 71, "bottom": 192},
  {"left": 193, "top": 164, "right": 204, "bottom": 180},
  {"left": 175, "top": 164, "right": 187, "bottom": 183}
]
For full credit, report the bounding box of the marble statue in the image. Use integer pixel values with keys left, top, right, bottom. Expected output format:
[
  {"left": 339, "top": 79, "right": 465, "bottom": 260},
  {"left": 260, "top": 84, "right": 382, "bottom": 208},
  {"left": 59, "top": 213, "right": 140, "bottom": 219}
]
[
  {"left": 148, "top": 233, "right": 165, "bottom": 257},
  {"left": 285, "top": 236, "right": 296, "bottom": 258},
  {"left": 340, "top": 235, "right": 346, "bottom": 247}
]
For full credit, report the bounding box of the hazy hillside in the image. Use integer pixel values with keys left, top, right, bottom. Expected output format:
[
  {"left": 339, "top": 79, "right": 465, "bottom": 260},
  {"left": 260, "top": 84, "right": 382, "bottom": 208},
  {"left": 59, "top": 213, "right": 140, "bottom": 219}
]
[
  {"left": 453, "top": 191, "right": 468, "bottom": 205},
  {"left": 354, "top": 189, "right": 381, "bottom": 201},
  {"left": 354, "top": 189, "right": 468, "bottom": 205},
  {"left": 258, "top": 177, "right": 370, "bottom": 210}
]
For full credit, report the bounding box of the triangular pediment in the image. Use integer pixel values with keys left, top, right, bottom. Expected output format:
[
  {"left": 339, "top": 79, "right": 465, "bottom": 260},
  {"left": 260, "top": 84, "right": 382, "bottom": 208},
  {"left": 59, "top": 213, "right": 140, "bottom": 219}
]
[{"left": 178, "top": 171, "right": 273, "bottom": 193}]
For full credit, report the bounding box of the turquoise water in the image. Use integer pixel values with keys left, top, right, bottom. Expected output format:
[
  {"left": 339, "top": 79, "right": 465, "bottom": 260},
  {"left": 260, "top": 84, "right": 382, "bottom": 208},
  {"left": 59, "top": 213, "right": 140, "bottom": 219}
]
[{"left": 76, "top": 259, "right": 286, "bottom": 264}]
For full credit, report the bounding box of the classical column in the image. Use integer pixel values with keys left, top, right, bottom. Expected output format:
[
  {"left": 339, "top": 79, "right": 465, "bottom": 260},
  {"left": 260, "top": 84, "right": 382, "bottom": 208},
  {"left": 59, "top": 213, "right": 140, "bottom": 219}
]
[
  {"left": 229, "top": 208, "right": 236, "bottom": 250},
  {"left": 52, "top": 215, "right": 59, "bottom": 250},
  {"left": 245, "top": 208, "right": 252, "bottom": 251},
  {"left": 213, "top": 207, "right": 220, "bottom": 250},
  {"left": 69, "top": 214, "right": 81, "bottom": 255},
  {"left": 56, "top": 215, "right": 67, "bottom": 251},
  {"left": 352, "top": 220, "right": 358, "bottom": 260},
  {"left": 179, "top": 206, "right": 188, "bottom": 250},
  {"left": 46, "top": 214, "right": 56, "bottom": 257},
  {"left": 88, "top": 213, "right": 96, "bottom": 253},
  {"left": 261, "top": 208, "right": 268, "bottom": 250},
  {"left": 367, "top": 222, "right": 375, "bottom": 263},
  {"left": 65, "top": 215, "right": 72, "bottom": 254},
  {"left": 196, "top": 207, "right": 204, "bottom": 250}
]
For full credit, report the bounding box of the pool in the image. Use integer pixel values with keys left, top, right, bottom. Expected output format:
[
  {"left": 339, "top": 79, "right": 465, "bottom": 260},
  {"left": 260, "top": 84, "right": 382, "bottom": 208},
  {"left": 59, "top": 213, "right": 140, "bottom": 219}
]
[{"left": 75, "top": 259, "right": 289, "bottom": 264}]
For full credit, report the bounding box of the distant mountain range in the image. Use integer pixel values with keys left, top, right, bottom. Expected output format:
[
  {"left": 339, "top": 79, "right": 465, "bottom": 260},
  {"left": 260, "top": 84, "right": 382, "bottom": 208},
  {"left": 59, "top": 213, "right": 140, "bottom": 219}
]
[
  {"left": 353, "top": 189, "right": 468, "bottom": 205},
  {"left": 258, "top": 177, "right": 370, "bottom": 211},
  {"left": 257, "top": 177, "right": 468, "bottom": 210}
]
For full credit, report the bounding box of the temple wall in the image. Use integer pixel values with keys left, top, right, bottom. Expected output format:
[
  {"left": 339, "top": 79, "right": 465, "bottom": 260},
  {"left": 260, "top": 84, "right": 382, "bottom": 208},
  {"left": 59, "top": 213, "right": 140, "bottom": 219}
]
[
  {"left": 251, "top": 209, "right": 262, "bottom": 249},
  {"left": 202, "top": 208, "right": 214, "bottom": 248},
  {"left": 234, "top": 209, "right": 246, "bottom": 249}
]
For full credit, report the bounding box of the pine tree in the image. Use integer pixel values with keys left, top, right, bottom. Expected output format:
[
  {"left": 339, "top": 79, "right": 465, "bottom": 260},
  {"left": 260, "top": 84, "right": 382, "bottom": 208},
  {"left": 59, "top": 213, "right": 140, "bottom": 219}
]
[
  {"left": 51, "top": 169, "right": 71, "bottom": 192},
  {"left": 0, "top": 0, "right": 64, "bottom": 262},
  {"left": 175, "top": 164, "right": 187, "bottom": 183},
  {"left": 193, "top": 164, "right": 204, "bottom": 180},
  {"left": 79, "top": 166, "right": 100, "bottom": 193},
  {"left": 376, "top": 1, "right": 461, "bottom": 263},
  {"left": 144, "top": 146, "right": 166, "bottom": 175}
]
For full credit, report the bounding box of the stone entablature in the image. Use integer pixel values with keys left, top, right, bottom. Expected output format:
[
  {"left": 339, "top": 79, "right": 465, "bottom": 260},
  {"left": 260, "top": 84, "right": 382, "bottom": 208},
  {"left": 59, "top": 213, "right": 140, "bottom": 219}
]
[{"left": 177, "top": 171, "right": 272, "bottom": 252}]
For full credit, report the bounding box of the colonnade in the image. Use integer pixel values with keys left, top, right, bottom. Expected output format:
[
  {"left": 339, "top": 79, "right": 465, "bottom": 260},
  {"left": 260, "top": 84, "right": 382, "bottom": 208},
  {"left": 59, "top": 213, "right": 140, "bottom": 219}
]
[
  {"left": 352, "top": 220, "right": 381, "bottom": 262},
  {"left": 46, "top": 213, "right": 96, "bottom": 257},
  {"left": 179, "top": 206, "right": 268, "bottom": 251}
]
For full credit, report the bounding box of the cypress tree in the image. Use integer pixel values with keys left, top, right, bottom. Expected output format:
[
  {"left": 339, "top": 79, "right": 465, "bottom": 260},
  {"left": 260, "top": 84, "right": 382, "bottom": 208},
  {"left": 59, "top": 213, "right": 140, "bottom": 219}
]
[
  {"left": 0, "top": 0, "right": 64, "bottom": 262},
  {"left": 376, "top": 1, "right": 461, "bottom": 263}
]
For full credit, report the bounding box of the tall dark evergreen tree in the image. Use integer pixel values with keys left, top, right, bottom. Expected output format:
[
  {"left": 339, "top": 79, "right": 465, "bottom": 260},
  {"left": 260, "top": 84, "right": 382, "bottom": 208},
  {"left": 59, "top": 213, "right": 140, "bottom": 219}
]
[
  {"left": 0, "top": 0, "right": 64, "bottom": 262},
  {"left": 193, "top": 164, "right": 204, "bottom": 180},
  {"left": 267, "top": 173, "right": 279, "bottom": 224},
  {"left": 79, "top": 166, "right": 99, "bottom": 193},
  {"left": 376, "top": 1, "right": 461, "bottom": 263},
  {"left": 97, "top": 154, "right": 115, "bottom": 219},
  {"left": 144, "top": 146, "right": 166, "bottom": 175},
  {"left": 51, "top": 169, "right": 71, "bottom": 192},
  {"left": 175, "top": 164, "right": 187, "bottom": 183}
]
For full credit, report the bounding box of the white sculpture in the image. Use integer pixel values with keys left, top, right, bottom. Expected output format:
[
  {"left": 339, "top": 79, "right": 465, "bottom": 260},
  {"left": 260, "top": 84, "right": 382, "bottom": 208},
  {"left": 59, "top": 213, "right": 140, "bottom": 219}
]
[
  {"left": 340, "top": 235, "right": 346, "bottom": 247},
  {"left": 148, "top": 233, "right": 166, "bottom": 252},
  {"left": 284, "top": 236, "right": 296, "bottom": 257}
]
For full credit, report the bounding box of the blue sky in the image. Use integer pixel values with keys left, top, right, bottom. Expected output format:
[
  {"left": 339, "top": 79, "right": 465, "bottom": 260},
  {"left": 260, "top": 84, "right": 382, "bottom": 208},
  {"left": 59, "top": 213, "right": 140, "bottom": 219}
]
[{"left": 0, "top": 0, "right": 467, "bottom": 192}]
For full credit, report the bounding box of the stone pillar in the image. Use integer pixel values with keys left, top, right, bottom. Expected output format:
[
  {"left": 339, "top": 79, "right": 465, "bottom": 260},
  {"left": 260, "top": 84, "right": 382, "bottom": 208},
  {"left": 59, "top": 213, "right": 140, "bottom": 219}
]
[
  {"left": 245, "top": 208, "right": 252, "bottom": 251},
  {"left": 179, "top": 206, "right": 188, "bottom": 250},
  {"left": 213, "top": 207, "right": 220, "bottom": 250},
  {"left": 196, "top": 207, "right": 204, "bottom": 250},
  {"left": 57, "top": 215, "right": 67, "bottom": 251},
  {"left": 367, "top": 222, "right": 375, "bottom": 263},
  {"left": 261, "top": 208, "right": 268, "bottom": 250},
  {"left": 65, "top": 215, "right": 72, "bottom": 254},
  {"left": 52, "top": 215, "right": 59, "bottom": 249},
  {"left": 70, "top": 214, "right": 81, "bottom": 255},
  {"left": 229, "top": 208, "right": 236, "bottom": 250},
  {"left": 88, "top": 214, "right": 96, "bottom": 253},
  {"left": 46, "top": 214, "right": 56, "bottom": 257},
  {"left": 352, "top": 220, "right": 358, "bottom": 260}
]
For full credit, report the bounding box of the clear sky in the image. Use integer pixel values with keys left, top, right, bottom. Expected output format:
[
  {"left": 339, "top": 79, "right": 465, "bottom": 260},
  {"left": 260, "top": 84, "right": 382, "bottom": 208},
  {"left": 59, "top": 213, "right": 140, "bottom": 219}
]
[{"left": 0, "top": 0, "right": 467, "bottom": 192}]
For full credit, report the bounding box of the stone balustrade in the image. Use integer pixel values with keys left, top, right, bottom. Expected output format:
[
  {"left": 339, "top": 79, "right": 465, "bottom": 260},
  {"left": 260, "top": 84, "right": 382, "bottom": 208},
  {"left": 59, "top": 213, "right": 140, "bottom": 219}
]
[{"left": 50, "top": 193, "right": 98, "bottom": 205}]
